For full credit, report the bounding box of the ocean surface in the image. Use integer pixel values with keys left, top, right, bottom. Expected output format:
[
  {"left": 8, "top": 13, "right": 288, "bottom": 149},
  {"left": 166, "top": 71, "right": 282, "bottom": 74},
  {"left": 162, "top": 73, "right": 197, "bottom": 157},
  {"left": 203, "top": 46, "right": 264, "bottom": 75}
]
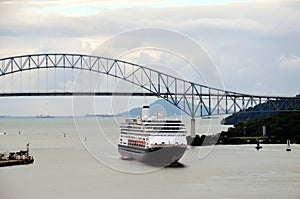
[{"left": 0, "top": 117, "right": 299, "bottom": 199}]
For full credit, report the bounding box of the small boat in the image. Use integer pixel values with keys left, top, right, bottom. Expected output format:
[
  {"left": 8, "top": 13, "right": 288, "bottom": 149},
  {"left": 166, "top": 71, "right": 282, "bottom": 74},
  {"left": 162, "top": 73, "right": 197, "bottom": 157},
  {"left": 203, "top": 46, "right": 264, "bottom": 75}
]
[
  {"left": 286, "top": 140, "right": 291, "bottom": 151},
  {"left": 0, "top": 143, "right": 34, "bottom": 167}
]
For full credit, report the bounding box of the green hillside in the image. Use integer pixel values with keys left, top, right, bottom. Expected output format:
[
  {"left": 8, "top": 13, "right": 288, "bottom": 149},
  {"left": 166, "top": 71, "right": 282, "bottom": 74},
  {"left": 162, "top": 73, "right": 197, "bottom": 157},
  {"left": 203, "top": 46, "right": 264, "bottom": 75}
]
[
  {"left": 222, "top": 95, "right": 300, "bottom": 125},
  {"left": 220, "top": 111, "right": 300, "bottom": 144},
  {"left": 187, "top": 111, "right": 300, "bottom": 146}
]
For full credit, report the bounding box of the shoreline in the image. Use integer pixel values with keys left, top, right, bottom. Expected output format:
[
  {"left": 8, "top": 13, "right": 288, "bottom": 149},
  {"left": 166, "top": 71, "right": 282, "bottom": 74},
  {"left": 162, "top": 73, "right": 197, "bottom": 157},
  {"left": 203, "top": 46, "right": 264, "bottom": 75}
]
[{"left": 187, "top": 135, "right": 298, "bottom": 146}]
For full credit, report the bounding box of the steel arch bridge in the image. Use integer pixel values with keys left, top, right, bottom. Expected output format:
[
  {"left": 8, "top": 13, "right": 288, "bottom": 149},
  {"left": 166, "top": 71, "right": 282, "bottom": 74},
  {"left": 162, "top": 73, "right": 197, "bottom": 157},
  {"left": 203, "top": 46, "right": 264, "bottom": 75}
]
[{"left": 0, "top": 53, "right": 299, "bottom": 136}]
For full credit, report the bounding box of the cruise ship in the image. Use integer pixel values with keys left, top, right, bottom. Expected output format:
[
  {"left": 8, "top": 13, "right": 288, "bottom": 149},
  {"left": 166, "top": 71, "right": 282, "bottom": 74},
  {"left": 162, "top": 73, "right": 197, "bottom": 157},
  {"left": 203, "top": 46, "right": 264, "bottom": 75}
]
[{"left": 118, "top": 105, "right": 187, "bottom": 166}]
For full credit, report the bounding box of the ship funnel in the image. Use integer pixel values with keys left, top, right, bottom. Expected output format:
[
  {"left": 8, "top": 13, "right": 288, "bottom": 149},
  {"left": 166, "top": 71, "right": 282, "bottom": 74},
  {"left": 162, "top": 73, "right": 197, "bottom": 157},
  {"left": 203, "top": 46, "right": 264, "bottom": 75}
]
[{"left": 141, "top": 105, "right": 150, "bottom": 120}]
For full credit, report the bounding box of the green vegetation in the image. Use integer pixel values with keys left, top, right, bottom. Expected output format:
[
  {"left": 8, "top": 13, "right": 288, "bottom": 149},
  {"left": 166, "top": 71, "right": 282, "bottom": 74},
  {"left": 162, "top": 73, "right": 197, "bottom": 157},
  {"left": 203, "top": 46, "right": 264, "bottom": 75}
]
[
  {"left": 220, "top": 111, "right": 300, "bottom": 144},
  {"left": 222, "top": 111, "right": 276, "bottom": 125},
  {"left": 188, "top": 96, "right": 300, "bottom": 146},
  {"left": 187, "top": 111, "right": 300, "bottom": 145},
  {"left": 222, "top": 96, "right": 300, "bottom": 125},
  {"left": 187, "top": 134, "right": 220, "bottom": 146}
]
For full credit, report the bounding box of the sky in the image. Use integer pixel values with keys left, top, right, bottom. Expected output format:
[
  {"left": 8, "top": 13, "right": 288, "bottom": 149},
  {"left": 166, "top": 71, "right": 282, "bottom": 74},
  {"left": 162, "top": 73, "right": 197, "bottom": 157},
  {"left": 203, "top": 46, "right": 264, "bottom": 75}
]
[{"left": 0, "top": 0, "right": 299, "bottom": 116}]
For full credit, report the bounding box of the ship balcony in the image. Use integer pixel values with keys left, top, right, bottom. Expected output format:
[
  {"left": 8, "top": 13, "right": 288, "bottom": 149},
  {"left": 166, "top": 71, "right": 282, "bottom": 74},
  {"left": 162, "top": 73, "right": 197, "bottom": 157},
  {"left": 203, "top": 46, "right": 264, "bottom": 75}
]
[{"left": 149, "top": 142, "right": 187, "bottom": 147}]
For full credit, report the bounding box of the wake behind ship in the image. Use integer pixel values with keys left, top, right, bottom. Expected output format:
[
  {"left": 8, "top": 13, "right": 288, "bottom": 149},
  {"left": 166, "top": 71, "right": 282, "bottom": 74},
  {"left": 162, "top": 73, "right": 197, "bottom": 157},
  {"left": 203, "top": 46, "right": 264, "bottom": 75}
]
[{"left": 118, "top": 106, "right": 187, "bottom": 166}]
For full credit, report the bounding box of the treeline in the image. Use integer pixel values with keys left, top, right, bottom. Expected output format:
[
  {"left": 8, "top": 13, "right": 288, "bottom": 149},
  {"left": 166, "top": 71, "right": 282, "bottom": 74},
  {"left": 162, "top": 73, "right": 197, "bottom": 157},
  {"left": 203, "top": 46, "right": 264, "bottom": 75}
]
[
  {"left": 221, "top": 111, "right": 300, "bottom": 144},
  {"left": 187, "top": 111, "right": 300, "bottom": 145},
  {"left": 187, "top": 134, "right": 220, "bottom": 146}
]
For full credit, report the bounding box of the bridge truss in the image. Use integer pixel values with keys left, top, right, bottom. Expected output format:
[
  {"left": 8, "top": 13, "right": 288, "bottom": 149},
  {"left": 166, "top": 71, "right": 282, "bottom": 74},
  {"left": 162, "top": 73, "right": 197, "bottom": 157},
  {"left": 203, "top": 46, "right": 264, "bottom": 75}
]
[{"left": 1, "top": 54, "right": 299, "bottom": 136}]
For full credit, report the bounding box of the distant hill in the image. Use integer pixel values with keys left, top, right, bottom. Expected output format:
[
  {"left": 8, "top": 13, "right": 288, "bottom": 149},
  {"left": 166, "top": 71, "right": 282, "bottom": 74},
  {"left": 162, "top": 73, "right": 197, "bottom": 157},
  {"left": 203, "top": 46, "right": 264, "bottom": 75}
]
[
  {"left": 117, "top": 99, "right": 184, "bottom": 117},
  {"left": 222, "top": 97, "right": 300, "bottom": 125},
  {"left": 222, "top": 111, "right": 277, "bottom": 125}
]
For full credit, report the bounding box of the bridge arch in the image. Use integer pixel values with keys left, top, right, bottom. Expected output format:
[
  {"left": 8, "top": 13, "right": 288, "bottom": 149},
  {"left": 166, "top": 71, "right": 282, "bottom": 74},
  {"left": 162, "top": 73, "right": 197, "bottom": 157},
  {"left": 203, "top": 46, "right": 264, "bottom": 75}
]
[{"left": 0, "top": 53, "right": 299, "bottom": 122}]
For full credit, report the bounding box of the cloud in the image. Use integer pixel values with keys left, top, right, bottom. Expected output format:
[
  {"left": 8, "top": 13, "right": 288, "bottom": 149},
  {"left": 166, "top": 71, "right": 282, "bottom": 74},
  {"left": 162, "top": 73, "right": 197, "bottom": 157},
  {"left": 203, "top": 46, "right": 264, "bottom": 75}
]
[
  {"left": 1, "top": 1, "right": 300, "bottom": 38},
  {"left": 279, "top": 54, "right": 300, "bottom": 72},
  {"left": 1, "top": 0, "right": 300, "bottom": 115}
]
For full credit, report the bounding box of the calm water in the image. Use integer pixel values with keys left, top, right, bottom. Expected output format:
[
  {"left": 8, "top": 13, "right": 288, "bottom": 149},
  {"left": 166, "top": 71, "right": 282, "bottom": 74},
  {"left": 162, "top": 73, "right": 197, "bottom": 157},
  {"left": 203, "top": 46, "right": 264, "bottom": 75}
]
[{"left": 0, "top": 117, "right": 299, "bottom": 199}]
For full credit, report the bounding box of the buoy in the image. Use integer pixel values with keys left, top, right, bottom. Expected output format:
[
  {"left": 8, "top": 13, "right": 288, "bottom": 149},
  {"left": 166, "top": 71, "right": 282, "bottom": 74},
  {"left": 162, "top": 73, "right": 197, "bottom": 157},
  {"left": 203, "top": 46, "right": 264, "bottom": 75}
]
[
  {"left": 286, "top": 140, "right": 291, "bottom": 151},
  {"left": 84, "top": 137, "right": 87, "bottom": 141},
  {"left": 64, "top": 133, "right": 66, "bottom": 137}
]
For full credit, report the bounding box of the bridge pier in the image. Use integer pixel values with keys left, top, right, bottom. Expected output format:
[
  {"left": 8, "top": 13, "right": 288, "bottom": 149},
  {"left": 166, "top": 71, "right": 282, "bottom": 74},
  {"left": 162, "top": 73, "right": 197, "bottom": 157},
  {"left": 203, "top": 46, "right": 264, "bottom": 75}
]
[{"left": 191, "top": 118, "right": 196, "bottom": 138}]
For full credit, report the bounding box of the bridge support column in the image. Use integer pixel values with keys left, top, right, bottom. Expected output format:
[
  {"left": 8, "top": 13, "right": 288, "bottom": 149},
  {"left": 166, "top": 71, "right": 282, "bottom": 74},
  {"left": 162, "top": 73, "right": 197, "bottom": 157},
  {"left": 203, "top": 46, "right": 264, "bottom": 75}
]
[{"left": 191, "top": 118, "right": 196, "bottom": 138}]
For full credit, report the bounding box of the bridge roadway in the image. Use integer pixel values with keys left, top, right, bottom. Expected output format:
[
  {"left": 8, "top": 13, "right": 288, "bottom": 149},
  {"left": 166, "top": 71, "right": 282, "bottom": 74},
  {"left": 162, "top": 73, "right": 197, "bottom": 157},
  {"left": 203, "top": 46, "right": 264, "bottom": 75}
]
[{"left": 0, "top": 92, "right": 297, "bottom": 99}]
